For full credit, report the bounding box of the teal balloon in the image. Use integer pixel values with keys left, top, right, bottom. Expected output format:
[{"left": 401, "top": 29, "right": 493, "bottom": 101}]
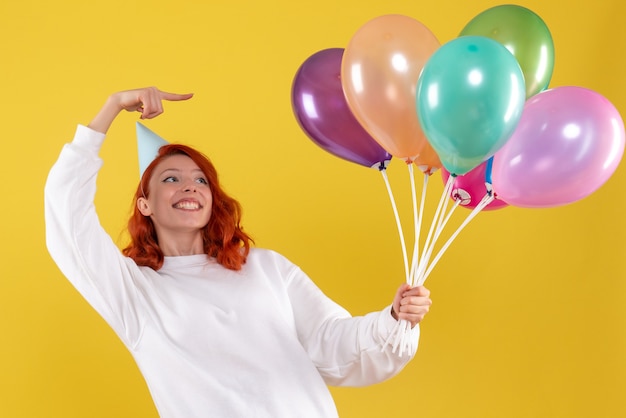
[{"left": 416, "top": 36, "right": 526, "bottom": 175}]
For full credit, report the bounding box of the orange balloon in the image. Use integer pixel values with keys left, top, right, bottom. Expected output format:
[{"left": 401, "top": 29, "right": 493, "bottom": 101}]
[
  {"left": 414, "top": 142, "right": 442, "bottom": 175},
  {"left": 341, "top": 15, "right": 440, "bottom": 162}
]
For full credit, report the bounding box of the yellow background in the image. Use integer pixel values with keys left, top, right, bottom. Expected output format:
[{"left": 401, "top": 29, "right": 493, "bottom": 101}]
[{"left": 1, "top": 0, "right": 625, "bottom": 416}]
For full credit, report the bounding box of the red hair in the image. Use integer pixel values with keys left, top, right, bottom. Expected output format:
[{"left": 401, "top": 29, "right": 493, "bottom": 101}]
[{"left": 122, "top": 144, "right": 253, "bottom": 271}]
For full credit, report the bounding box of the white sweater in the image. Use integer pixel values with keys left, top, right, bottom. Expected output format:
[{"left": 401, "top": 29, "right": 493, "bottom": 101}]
[{"left": 44, "top": 125, "right": 419, "bottom": 418}]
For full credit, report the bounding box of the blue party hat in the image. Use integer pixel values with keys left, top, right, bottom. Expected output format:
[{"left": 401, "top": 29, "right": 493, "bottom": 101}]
[{"left": 136, "top": 122, "right": 169, "bottom": 177}]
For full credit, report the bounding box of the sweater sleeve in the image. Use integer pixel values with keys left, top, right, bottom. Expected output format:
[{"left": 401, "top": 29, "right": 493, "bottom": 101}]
[
  {"left": 44, "top": 125, "right": 145, "bottom": 347},
  {"left": 285, "top": 260, "right": 420, "bottom": 387}
]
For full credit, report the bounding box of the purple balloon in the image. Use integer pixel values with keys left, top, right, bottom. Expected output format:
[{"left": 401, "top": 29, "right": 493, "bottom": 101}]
[
  {"left": 492, "top": 86, "right": 625, "bottom": 208},
  {"left": 291, "top": 48, "right": 392, "bottom": 169}
]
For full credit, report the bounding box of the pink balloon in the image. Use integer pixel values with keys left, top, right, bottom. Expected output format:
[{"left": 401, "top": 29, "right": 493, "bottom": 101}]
[
  {"left": 441, "top": 159, "right": 508, "bottom": 210},
  {"left": 492, "top": 86, "right": 625, "bottom": 208}
]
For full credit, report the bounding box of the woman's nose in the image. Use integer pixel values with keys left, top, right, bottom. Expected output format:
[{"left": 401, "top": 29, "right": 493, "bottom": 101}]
[{"left": 182, "top": 181, "right": 197, "bottom": 192}]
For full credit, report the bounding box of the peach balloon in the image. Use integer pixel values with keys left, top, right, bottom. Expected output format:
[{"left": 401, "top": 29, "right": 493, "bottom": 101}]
[{"left": 341, "top": 14, "right": 440, "bottom": 162}]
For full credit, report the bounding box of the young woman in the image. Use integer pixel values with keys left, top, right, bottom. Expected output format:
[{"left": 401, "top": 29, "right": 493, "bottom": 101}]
[{"left": 44, "top": 87, "right": 432, "bottom": 417}]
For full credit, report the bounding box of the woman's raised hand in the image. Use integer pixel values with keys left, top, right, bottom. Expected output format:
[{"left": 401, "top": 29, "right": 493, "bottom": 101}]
[
  {"left": 88, "top": 87, "right": 193, "bottom": 133},
  {"left": 114, "top": 87, "right": 194, "bottom": 119}
]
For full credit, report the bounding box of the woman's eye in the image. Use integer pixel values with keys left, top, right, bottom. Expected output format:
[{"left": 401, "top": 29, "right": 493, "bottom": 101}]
[
  {"left": 196, "top": 178, "right": 208, "bottom": 185},
  {"left": 163, "top": 176, "right": 178, "bottom": 183}
]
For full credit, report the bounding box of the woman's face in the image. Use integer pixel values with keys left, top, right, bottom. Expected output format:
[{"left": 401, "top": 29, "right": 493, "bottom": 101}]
[{"left": 138, "top": 154, "right": 213, "bottom": 235}]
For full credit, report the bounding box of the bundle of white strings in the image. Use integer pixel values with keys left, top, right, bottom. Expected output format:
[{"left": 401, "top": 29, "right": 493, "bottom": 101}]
[{"left": 379, "top": 164, "right": 495, "bottom": 356}]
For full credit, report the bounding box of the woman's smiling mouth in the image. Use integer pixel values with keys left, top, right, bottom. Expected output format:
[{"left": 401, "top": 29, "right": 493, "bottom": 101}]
[{"left": 173, "top": 200, "right": 202, "bottom": 210}]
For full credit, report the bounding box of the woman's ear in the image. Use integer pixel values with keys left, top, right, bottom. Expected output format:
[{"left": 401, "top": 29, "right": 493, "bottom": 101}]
[{"left": 137, "top": 197, "right": 152, "bottom": 216}]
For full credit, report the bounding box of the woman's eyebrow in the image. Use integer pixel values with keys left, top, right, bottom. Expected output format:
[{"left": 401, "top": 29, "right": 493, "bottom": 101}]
[
  {"left": 158, "top": 168, "right": 181, "bottom": 176},
  {"left": 158, "top": 167, "right": 204, "bottom": 176}
]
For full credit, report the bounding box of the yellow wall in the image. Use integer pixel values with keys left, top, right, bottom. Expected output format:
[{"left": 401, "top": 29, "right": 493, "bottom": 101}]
[{"left": 1, "top": 0, "right": 625, "bottom": 416}]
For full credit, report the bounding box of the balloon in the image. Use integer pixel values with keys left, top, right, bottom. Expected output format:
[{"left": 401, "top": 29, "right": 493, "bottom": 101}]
[
  {"left": 491, "top": 86, "right": 625, "bottom": 208},
  {"left": 413, "top": 142, "right": 441, "bottom": 175},
  {"left": 441, "top": 158, "right": 508, "bottom": 210},
  {"left": 291, "top": 48, "right": 392, "bottom": 169},
  {"left": 460, "top": 4, "right": 554, "bottom": 98},
  {"left": 341, "top": 14, "right": 440, "bottom": 162},
  {"left": 416, "top": 36, "right": 526, "bottom": 176}
]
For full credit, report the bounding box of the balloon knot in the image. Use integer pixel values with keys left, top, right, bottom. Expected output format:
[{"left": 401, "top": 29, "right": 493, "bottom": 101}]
[
  {"left": 484, "top": 181, "right": 494, "bottom": 196},
  {"left": 372, "top": 160, "right": 391, "bottom": 171}
]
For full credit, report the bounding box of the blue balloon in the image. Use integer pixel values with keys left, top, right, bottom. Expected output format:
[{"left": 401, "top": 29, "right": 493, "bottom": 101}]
[{"left": 416, "top": 36, "right": 526, "bottom": 175}]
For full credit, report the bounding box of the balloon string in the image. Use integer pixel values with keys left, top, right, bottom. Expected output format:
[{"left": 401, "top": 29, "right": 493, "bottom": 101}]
[
  {"left": 391, "top": 167, "right": 433, "bottom": 355},
  {"left": 379, "top": 169, "right": 412, "bottom": 355},
  {"left": 393, "top": 176, "right": 456, "bottom": 356},
  {"left": 409, "top": 173, "right": 429, "bottom": 287},
  {"left": 391, "top": 183, "right": 494, "bottom": 354},
  {"left": 414, "top": 175, "right": 455, "bottom": 283},
  {"left": 395, "top": 191, "right": 492, "bottom": 355},
  {"left": 380, "top": 169, "right": 410, "bottom": 284},
  {"left": 391, "top": 318, "right": 407, "bottom": 355},
  {"left": 382, "top": 321, "right": 400, "bottom": 353},
  {"left": 397, "top": 181, "right": 459, "bottom": 355},
  {"left": 408, "top": 164, "right": 418, "bottom": 285},
  {"left": 398, "top": 164, "right": 426, "bottom": 355},
  {"left": 431, "top": 199, "right": 461, "bottom": 261},
  {"left": 414, "top": 198, "right": 460, "bottom": 286},
  {"left": 418, "top": 193, "right": 494, "bottom": 285},
  {"left": 382, "top": 165, "right": 423, "bottom": 355},
  {"left": 398, "top": 320, "right": 411, "bottom": 357},
  {"left": 430, "top": 178, "right": 456, "bottom": 259},
  {"left": 383, "top": 311, "right": 410, "bottom": 354}
]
